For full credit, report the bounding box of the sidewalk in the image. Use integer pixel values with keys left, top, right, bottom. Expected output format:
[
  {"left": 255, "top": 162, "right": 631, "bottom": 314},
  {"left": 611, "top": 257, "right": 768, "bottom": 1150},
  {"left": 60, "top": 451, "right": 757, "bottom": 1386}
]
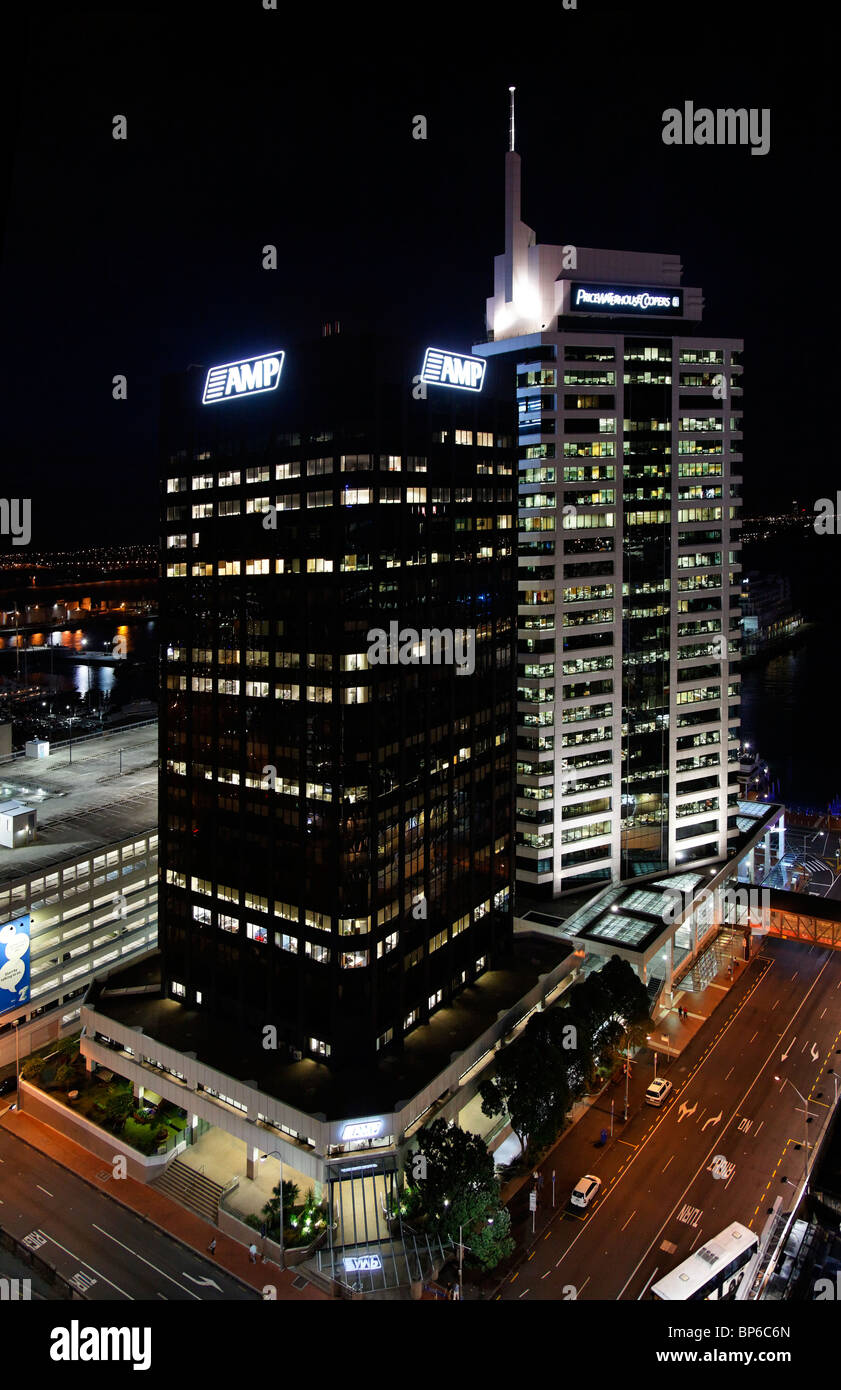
[
  {"left": 0, "top": 1107, "right": 326, "bottom": 1300},
  {"left": 653, "top": 944, "right": 755, "bottom": 1056}
]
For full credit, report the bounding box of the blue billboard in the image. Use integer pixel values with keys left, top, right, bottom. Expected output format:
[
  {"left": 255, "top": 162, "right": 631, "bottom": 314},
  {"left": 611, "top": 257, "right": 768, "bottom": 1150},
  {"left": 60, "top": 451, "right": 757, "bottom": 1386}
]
[{"left": 0, "top": 914, "right": 31, "bottom": 1017}]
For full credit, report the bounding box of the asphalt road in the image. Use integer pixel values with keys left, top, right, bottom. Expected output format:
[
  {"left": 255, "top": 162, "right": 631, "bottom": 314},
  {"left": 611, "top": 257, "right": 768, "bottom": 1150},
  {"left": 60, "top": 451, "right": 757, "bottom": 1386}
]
[
  {"left": 0, "top": 1128, "right": 257, "bottom": 1300},
  {"left": 498, "top": 937, "right": 841, "bottom": 1300}
]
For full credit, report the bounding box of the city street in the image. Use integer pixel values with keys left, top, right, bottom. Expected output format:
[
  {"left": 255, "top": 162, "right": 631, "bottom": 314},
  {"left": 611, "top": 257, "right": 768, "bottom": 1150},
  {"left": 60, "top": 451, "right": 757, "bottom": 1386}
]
[
  {"left": 0, "top": 1128, "right": 256, "bottom": 1300},
  {"left": 766, "top": 826, "right": 841, "bottom": 899},
  {"left": 496, "top": 937, "right": 841, "bottom": 1300}
]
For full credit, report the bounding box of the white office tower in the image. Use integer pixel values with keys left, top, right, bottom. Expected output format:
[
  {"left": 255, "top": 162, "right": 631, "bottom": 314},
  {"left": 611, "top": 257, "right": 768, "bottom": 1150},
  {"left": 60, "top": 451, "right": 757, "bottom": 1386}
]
[{"left": 475, "top": 114, "right": 743, "bottom": 899}]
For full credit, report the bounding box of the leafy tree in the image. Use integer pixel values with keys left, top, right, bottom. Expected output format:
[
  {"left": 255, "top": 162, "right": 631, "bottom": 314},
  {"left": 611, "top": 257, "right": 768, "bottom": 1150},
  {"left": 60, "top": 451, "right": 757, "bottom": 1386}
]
[
  {"left": 480, "top": 1015, "right": 571, "bottom": 1159},
  {"left": 103, "top": 1091, "right": 133, "bottom": 1130},
  {"left": 411, "top": 1119, "right": 512, "bottom": 1271},
  {"left": 261, "top": 1179, "right": 300, "bottom": 1238},
  {"left": 465, "top": 1204, "right": 514, "bottom": 1271},
  {"left": 600, "top": 954, "right": 651, "bottom": 1047},
  {"left": 480, "top": 956, "right": 653, "bottom": 1160},
  {"left": 412, "top": 1119, "right": 496, "bottom": 1240}
]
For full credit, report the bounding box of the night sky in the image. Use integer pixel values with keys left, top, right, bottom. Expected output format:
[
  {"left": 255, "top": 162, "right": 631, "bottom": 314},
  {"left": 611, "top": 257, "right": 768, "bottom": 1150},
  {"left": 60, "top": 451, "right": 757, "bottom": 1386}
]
[{"left": 0, "top": 3, "right": 832, "bottom": 546}]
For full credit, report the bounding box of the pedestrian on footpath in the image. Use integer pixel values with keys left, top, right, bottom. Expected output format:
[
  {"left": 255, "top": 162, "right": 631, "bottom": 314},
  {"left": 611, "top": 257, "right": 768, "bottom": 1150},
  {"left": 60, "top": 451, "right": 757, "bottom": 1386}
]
[
  {"left": 249, "top": 1243, "right": 257, "bottom": 1263},
  {"left": 208, "top": 1239, "right": 216, "bottom": 1257}
]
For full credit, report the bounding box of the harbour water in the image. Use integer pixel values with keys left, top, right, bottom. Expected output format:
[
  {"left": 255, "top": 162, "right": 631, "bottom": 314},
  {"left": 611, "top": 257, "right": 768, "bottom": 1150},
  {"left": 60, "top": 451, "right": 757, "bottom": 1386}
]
[{"left": 739, "top": 620, "right": 841, "bottom": 810}]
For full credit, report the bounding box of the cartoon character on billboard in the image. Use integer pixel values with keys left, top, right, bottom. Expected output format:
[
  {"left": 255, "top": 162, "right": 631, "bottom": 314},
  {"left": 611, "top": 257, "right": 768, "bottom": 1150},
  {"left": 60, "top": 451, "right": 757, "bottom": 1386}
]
[{"left": 0, "top": 916, "right": 30, "bottom": 1013}]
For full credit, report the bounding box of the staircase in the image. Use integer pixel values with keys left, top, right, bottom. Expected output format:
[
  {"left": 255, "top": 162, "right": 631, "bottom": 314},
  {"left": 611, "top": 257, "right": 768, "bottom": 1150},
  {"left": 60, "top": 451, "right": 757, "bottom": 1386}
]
[{"left": 152, "top": 1158, "right": 225, "bottom": 1224}]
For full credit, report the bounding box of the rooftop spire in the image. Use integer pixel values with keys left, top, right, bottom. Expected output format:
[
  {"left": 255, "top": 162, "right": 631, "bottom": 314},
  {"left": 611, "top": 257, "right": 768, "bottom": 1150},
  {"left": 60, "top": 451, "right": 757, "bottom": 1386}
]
[{"left": 508, "top": 85, "right": 516, "bottom": 153}]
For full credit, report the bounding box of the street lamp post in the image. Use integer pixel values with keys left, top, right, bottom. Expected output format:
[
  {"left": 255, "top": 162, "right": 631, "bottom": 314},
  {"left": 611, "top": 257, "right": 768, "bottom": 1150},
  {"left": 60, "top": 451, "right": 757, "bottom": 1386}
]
[
  {"left": 624, "top": 1037, "right": 631, "bottom": 1121},
  {"left": 259, "top": 1150, "right": 285, "bottom": 1255},
  {"left": 14, "top": 1018, "right": 22, "bottom": 1112},
  {"left": 456, "top": 1217, "right": 493, "bottom": 1302},
  {"left": 775, "top": 1076, "right": 812, "bottom": 1184}
]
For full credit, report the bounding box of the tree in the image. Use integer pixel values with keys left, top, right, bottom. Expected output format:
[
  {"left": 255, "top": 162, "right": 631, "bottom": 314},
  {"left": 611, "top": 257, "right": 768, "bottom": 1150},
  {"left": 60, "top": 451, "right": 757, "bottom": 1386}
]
[
  {"left": 412, "top": 1119, "right": 496, "bottom": 1241},
  {"left": 465, "top": 1205, "right": 514, "bottom": 1271},
  {"left": 103, "top": 1091, "right": 133, "bottom": 1130},
  {"left": 479, "top": 956, "right": 654, "bottom": 1162},
  {"left": 261, "top": 1179, "right": 300, "bottom": 1238},
  {"left": 600, "top": 954, "right": 651, "bottom": 1047},
  {"left": 480, "top": 1014, "right": 572, "bottom": 1160},
  {"left": 411, "top": 1118, "right": 513, "bottom": 1271}
]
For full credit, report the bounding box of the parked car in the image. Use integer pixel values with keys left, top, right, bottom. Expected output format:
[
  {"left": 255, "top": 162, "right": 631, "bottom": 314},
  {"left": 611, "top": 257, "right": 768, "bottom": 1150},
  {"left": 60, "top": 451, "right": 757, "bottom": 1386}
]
[
  {"left": 645, "top": 1077, "right": 673, "bottom": 1107},
  {"left": 0, "top": 1076, "right": 17, "bottom": 1097},
  {"left": 570, "top": 1174, "right": 602, "bottom": 1209}
]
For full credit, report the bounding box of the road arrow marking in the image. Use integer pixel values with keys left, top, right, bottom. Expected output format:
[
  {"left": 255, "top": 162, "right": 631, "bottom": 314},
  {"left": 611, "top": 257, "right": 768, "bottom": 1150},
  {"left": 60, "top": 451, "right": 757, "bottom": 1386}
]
[
  {"left": 677, "top": 1101, "right": 697, "bottom": 1123},
  {"left": 702, "top": 1109, "right": 723, "bottom": 1132},
  {"left": 781, "top": 1036, "right": 796, "bottom": 1061},
  {"left": 811, "top": 1043, "right": 820, "bottom": 1061},
  {"left": 183, "top": 1273, "right": 224, "bottom": 1291}
]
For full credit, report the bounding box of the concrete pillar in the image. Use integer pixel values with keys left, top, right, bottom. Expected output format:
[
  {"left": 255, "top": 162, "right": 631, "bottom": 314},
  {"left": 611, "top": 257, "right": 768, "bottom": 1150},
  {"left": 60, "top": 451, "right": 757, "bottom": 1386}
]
[{"left": 246, "top": 1145, "right": 261, "bottom": 1180}]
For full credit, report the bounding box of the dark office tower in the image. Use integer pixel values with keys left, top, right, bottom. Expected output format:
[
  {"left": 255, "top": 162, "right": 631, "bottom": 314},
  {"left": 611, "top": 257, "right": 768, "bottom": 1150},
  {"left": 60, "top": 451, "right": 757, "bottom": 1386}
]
[
  {"left": 475, "top": 123, "right": 743, "bottom": 899},
  {"left": 159, "top": 333, "right": 517, "bottom": 1062}
]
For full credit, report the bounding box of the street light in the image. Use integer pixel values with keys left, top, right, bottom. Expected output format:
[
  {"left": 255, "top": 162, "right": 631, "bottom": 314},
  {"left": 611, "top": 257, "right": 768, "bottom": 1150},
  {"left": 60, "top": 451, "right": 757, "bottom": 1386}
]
[
  {"left": 774, "top": 1075, "right": 813, "bottom": 1184},
  {"left": 455, "top": 1218, "right": 493, "bottom": 1302},
  {"left": 258, "top": 1150, "right": 285, "bottom": 1254},
  {"left": 13, "top": 1018, "right": 22, "bottom": 1112}
]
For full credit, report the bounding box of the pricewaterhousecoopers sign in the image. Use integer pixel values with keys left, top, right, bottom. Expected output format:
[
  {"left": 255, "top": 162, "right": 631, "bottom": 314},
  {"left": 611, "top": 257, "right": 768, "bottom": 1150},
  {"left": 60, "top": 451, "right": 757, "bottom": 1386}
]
[{"left": 570, "top": 283, "right": 684, "bottom": 316}]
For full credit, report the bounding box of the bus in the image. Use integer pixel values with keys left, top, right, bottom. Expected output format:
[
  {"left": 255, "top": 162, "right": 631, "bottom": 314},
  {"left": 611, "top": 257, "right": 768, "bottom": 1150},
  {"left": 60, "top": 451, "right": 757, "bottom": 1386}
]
[{"left": 650, "top": 1223, "right": 759, "bottom": 1301}]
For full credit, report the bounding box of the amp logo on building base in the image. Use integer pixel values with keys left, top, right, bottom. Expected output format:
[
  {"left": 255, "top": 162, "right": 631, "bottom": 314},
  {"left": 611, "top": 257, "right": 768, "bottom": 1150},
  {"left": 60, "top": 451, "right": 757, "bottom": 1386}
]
[
  {"left": 202, "top": 351, "right": 285, "bottom": 404},
  {"left": 420, "top": 348, "right": 486, "bottom": 393}
]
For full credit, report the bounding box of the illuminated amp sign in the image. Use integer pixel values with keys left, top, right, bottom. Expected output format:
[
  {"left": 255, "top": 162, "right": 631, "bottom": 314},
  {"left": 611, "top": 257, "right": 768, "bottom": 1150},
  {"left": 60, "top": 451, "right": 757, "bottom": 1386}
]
[
  {"left": 341, "top": 1119, "right": 383, "bottom": 1142},
  {"left": 570, "top": 284, "right": 683, "bottom": 316},
  {"left": 0, "top": 914, "right": 30, "bottom": 1017},
  {"left": 420, "top": 348, "right": 486, "bottom": 392},
  {"left": 344, "top": 1254, "right": 383, "bottom": 1273},
  {"left": 202, "top": 351, "right": 285, "bottom": 404}
]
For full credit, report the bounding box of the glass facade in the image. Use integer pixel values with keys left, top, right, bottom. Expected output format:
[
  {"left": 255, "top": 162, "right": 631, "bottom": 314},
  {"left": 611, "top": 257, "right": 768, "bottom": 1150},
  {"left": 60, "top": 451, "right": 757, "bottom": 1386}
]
[{"left": 158, "top": 335, "right": 516, "bottom": 1061}]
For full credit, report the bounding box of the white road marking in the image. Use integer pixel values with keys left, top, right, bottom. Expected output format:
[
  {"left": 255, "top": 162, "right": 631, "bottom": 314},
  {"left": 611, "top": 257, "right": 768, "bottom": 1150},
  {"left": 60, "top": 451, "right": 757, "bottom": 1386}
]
[
  {"left": 38, "top": 1229, "right": 133, "bottom": 1300},
  {"left": 616, "top": 953, "right": 834, "bottom": 1299},
  {"left": 36, "top": 1185, "right": 53, "bottom": 1198},
  {"left": 781, "top": 1035, "right": 796, "bottom": 1060},
  {"left": 92, "top": 1224, "right": 203, "bottom": 1300},
  {"left": 638, "top": 1267, "right": 659, "bottom": 1299},
  {"left": 702, "top": 1110, "right": 723, "bottom": 1132},
  {"left": 661, "top": 1155, "right": 674, "bottom": 1173},
  {"left": 183, "top": 1273, "right": 224, "bottom": 1292},
  {"left": 677, "top": 1101, "right": 697, "bottom": 1123},
  {"left": 620, "top": 1210, "right": 636, "bottom": 1232}
]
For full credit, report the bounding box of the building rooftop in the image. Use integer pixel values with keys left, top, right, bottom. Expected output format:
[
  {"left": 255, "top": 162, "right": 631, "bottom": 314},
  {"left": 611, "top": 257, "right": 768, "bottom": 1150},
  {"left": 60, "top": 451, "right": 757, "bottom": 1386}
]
[
  {"left": 0, "top": 724, "right": 158, "bottom": 884},
  {"left": 88, "top": 937, "right": 575, "bottom": 1121},
  {"left": 517, "top": 801, "right": 785, "bottom": 959}
]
